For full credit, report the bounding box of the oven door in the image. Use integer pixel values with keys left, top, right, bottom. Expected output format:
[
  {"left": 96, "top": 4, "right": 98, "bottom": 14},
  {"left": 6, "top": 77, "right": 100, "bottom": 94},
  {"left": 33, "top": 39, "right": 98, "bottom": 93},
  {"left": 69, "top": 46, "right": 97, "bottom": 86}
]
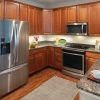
[{"left": 63, "top": 49, "right": 85, "bottom": 74}]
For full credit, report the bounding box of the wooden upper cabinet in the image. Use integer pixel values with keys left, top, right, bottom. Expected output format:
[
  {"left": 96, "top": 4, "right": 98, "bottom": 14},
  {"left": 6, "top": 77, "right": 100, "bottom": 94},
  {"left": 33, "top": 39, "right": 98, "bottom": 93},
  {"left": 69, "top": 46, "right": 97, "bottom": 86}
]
[
  {"left": 53, "top": 8, "right": 62, "bottom": 34},
  {"left": 43, "top": 9, "right": 53, "bottom": 34},
  {"left": 0, "top": 0, "right": 4, "bottom": 19},
  {"left": 61, "top": 8, "right": 67, "bottom": 34},
  {"left": 35, "top": 8, "right": 43, "bottom": 35},
  {"left": 5, "top": 1, "right": 19, "bottom": 20},
  {"left": 67, "top": 5, "right": 88, "bottom": 22},
  {"left": 28, "top": 6, "right": 43, "bottom": 35},
  {"left": 88, "top": 3, "right": 100, "bottom": 36},
  {"left": 19, "top": 4, "right": 28, "bottom": 21},
  {"left": 77, "top": 5, "right": 88, "bottom": 22},
  {"left": 28, "top": 6, "right": 35, "bottom": 35},
  {"left": 67, "top": 6, "right": 77, "bottom": 22}
]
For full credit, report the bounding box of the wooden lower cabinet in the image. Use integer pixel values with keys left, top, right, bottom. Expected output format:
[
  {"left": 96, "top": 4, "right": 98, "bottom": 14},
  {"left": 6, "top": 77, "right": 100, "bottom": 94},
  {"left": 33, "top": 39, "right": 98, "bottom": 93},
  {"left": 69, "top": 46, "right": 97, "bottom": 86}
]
[
  {"left": 54, "top": 47, "right": 63, "bottom": 70},
  {"left": 28, "top": 48, "right": 48, "bottom": 74},
  {"left": 47, "top": 47, "right": 55, "bottom": 67},
  {"left": 28, "top": 47, "right": 63, "bottom": 74},
  {"left": 85, "top": 52, "right": 100, "bottom": 72},
  {"left": 47, "top": 47, "right": 63, "bottom": 70}
]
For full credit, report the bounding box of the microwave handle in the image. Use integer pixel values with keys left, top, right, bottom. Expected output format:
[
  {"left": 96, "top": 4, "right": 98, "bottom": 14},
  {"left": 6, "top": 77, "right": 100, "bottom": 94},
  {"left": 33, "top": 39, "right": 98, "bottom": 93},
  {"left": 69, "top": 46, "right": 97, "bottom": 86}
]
[{"left": 82, "top": 24, "right": 83, "bottom": 33}]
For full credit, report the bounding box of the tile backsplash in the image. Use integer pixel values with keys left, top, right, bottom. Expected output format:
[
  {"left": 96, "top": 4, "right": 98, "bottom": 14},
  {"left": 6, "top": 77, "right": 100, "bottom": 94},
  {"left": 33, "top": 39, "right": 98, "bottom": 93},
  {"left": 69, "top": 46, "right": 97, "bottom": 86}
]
[{"left": 29, "top": 35, "right": 100, "bottom": 45}]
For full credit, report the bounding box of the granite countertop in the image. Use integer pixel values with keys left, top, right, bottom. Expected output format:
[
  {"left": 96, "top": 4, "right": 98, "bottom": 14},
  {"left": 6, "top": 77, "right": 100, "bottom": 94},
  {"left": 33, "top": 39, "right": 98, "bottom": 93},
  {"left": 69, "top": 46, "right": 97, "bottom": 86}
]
[
  {"left": 29, "top": 41, "right": 65, "bottom": 50},
  {"left": 29, "top": 41, "right": 100, "bottom": 53},
  {"left": 77, "top": 59, "right": 100, "bottom": 96}
]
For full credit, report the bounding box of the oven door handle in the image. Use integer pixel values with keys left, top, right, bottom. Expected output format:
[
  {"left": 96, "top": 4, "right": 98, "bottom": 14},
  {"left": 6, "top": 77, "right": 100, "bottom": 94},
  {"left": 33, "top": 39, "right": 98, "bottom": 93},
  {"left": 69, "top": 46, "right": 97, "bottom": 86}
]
[{"left": 63, "top": 52, "right": 84, "bottom": 57}]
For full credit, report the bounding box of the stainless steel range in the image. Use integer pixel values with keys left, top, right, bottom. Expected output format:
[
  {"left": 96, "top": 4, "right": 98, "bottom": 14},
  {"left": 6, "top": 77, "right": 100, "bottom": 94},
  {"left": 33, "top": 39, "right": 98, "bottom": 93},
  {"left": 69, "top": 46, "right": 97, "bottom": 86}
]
[{"left": 62, "top": 43, "right": 94, "bottom": 77}]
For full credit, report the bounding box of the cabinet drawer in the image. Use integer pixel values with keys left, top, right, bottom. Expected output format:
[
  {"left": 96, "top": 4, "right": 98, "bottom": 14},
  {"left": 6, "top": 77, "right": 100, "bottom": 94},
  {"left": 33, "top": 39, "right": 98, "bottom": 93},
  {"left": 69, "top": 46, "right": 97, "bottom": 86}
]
[{"left": 86, "top": 52, "right": 100, "bottom": 59}]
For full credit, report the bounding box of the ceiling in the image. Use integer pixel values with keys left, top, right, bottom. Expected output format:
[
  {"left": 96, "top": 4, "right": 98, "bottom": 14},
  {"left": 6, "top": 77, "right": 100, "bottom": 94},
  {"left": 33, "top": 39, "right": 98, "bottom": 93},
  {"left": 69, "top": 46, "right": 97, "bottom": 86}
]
[{"left": 15, "top": 0, "right": 99, "bottom": 8}]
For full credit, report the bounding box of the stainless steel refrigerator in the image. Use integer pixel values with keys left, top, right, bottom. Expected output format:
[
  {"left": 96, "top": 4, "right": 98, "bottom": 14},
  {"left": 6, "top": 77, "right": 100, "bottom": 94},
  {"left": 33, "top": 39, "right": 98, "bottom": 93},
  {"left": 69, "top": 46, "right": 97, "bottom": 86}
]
[{"left": 0, "top": 20, "right": 29, "bottom": 97}]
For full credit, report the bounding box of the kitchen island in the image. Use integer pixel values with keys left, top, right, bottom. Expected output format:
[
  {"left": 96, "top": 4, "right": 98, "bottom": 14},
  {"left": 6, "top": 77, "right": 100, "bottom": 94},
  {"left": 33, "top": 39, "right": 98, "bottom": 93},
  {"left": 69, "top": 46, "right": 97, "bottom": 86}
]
[{"left": 77, "top": 59, "right": 100, "bottom": 100}]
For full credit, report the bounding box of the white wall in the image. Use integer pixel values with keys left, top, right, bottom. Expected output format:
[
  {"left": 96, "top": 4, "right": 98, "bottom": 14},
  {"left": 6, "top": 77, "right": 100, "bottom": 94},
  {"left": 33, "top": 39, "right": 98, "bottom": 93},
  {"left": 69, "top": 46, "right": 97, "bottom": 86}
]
[
  {"left": 29, "top": 35, "right": 100, "bottom": 45},
  {"left": 14, "top": 0, "right": 100, "bottom": 8},
  {"left": 46, "top": 0, "right": 100, "bottom": 8}
]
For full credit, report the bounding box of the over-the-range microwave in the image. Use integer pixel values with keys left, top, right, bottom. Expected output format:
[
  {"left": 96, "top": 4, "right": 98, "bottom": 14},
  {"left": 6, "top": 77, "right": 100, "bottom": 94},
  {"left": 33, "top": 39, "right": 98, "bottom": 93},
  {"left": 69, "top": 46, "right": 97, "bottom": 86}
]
[{"left": 66, "top": 22, "right": 88, "bottom": 36}]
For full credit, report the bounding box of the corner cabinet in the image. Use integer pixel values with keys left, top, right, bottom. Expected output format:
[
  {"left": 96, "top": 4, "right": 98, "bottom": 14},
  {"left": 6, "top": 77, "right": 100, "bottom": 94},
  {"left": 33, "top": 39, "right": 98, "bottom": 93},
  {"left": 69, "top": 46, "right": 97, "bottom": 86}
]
[{"left": 88, "top": 3, "right": 100, "bottom": 36}]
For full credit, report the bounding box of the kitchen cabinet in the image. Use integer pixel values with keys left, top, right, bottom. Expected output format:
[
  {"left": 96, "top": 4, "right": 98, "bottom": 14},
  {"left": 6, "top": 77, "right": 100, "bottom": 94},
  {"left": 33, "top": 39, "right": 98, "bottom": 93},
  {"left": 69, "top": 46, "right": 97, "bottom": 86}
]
[
  {"left": 48, "top": 47, "right": 63, "bottom": 70},
  {"left": 28, "top": 48, "right": 48, "bottom": 74},
  {"left": 61, "top": 8, "right": 68, "bottom": 34},
  {"left": 28, "top": 6, "right": 35, "bottom": 35},
  {"left": 67, "top": 5, "right": 88, "bottom": 22},
  {"left": 85, "top": 51, "right": 100, "bottom": 72},
  {"left": 28, "top": 6, "right": 43, "bottom": 35},
  {"left": 19, "top": 4, "right": 28, "bottom": 21},
  {"left": 48, "top": 47, "right": 55, "bottom": 67},
  {"left": 77, "top": 5, "right": 88, "bottom": 22},
  {"left": 4, "top": 0, "right": 19, "bottom": 20},
  {"left": 88, "top": 3, "right": 100, "bottom": 36},
  {"left": 53, "top": 8, "right": 62, "bottom": 34},
  {"left": 54, "top": 47, "right": 63, "bottom": 70},
  {"left": 0, "top": 0, "right": 4, "bottom": 19},
  {"left": 67, "top": 6, "right": 77, "bottom": 22},
  {"left": 35, "top": 7, "right": 43, "bottom": 34},
  {"left": 43, "top": 9, "right": 53, "bottom": 34}
]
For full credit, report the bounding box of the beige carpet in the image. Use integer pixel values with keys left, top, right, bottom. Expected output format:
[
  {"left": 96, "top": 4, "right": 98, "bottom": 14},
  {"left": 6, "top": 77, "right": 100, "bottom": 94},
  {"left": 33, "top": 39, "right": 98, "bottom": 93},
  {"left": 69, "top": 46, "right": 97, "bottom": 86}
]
[{"left": 22, "top": 76, "right": 78, "bottom": 100}]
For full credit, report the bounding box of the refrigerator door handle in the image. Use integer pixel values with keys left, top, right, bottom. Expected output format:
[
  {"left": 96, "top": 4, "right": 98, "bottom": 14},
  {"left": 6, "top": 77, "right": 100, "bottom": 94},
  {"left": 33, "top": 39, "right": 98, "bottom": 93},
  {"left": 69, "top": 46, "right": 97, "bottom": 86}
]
[
  {"left": 12, "top": 24, "right": 16, "bottom": 66},
  {"left": 15, "top": 23, "right": 19, "bottom": 64}
]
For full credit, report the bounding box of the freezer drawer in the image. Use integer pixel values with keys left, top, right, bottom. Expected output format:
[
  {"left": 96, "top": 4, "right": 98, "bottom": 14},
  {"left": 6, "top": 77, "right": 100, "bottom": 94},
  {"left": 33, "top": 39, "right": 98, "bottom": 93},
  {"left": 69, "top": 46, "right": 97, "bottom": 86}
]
[
  {"left": 10, "top": 64, "right": 28, "bottom": 92},
  {"left": 0, "top": 73, "right": 9, "bottom": 97},
  {"left": 0, "top": 64, "right": 28, "bottom": 97}
]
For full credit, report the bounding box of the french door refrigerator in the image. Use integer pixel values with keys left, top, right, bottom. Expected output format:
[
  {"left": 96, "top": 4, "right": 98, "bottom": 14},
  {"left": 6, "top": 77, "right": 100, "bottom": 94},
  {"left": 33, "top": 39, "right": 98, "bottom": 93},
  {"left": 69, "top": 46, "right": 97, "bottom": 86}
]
[{"left": 0, "top": 20, "right": 29, "bottom": 97}]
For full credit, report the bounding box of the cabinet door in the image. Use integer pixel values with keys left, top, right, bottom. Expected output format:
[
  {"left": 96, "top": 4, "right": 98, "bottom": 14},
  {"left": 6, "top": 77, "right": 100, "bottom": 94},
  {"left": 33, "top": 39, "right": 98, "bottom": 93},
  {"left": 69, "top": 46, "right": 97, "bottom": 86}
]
[
  {"left": 35, "top": 8, "right": 43, "bottom": 34},
  {"left": 48, "top": 47, "right": 55, "bottom": 67},
  {"left": 53, "top": 8, "right": 62, "bottom": 34},
  {"left": 28, "top": 6, "right": 35, "bottom": 35},
  {"left": 67, "top": 6, "right": 76, "bottom": 22},
  {"left": 77, "top": 5, "right": 88, "bottom": 22},
  {"left": 88, "top": 3, "right": 100, "bottom": 36},
  {"left": 85, "top": 57, "right": 96, "bottom": 72},
  {"left": 61, "top": 8, "right": 67, "bottom": 34},
  {"left": 0, "top": 0, "right": 4, "bottom": 19},
  {"left": 19, "top": 4, "right": 28, "bottom": 21},
  {"left": 5, "top": 1, "right": 19, "bottom": 20},
  {"left": 28, "top": 55, "right": 36, "bottom": 74},
  {"left": 35, "top": 52, "right": 47, "bottom": 70},
  {"left": 43, "top": 9, "right": 53, "bottom": 34},
  {"left": 54, "top": 48, "right": 63, "bottom": 70}
]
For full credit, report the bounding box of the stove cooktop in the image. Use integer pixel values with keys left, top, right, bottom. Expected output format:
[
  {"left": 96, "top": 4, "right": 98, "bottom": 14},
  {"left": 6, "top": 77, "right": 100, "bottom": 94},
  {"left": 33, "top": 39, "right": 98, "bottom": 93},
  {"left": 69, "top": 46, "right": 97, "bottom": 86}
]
[{"left": 65, "top": 43, "right": 94, "bottom": 50}]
